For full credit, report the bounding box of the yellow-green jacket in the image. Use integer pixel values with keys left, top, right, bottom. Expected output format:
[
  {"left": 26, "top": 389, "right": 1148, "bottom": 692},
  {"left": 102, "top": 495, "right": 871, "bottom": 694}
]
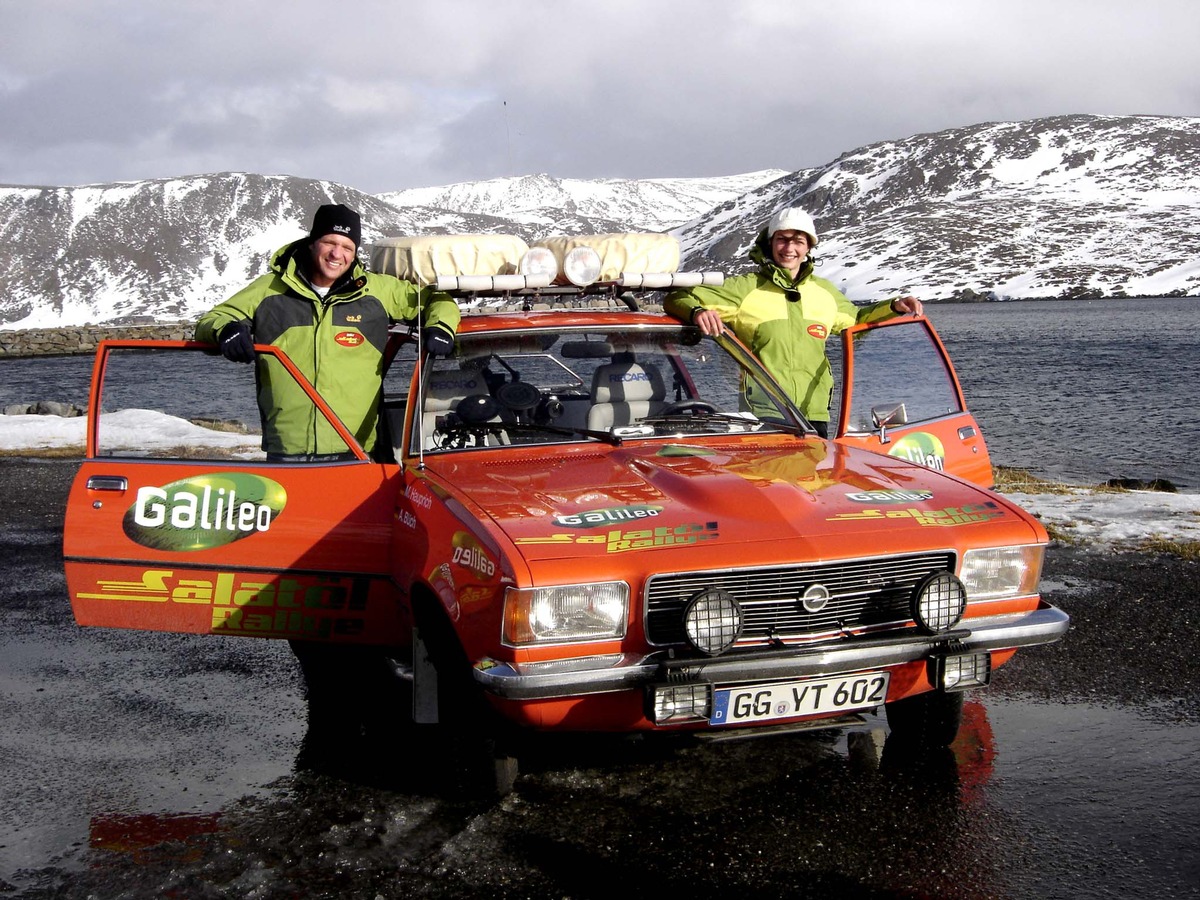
[
  {"left": 665, "top": 230, "right": 897, "bottom": 423},
  {"left": 196, "top": 239, "right": 460, "bottom": 456}
]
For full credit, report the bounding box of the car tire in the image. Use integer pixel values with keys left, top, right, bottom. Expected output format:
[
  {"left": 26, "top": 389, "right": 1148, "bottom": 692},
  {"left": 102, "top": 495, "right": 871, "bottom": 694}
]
[
  {"left": 884, "top": 689, "right": 964, "bottom": 747},
  {"left": 290, "top": 640, "right": 416, "bottom": 776},
  {"left": 415, "top": 600, "right": 521, "bottom": 799}
]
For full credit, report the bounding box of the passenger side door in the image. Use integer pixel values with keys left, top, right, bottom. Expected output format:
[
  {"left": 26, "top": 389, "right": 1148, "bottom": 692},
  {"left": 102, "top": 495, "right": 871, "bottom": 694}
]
[{"left": 833, "top": 317, "right": 993, "bottom": 487}]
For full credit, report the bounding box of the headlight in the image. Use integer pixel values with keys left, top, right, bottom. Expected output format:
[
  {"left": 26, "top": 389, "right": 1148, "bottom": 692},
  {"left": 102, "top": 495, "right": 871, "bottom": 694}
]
[
  {"left": 960, "top": 545, "right": 1045, "bottom": 601},
  {"left": 503, "top": 582, "right": 628, "bottom": 646}
]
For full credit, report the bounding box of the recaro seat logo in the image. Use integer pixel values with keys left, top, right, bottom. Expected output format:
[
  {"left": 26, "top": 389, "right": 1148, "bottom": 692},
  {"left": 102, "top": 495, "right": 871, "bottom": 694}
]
[{"left": 123, "top": 473, "right": 287, "bottom": 551}]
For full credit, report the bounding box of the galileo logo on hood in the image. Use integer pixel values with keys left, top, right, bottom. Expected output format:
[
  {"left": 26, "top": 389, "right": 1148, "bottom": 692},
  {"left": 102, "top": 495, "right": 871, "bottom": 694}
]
[
  {"left": 123, "top": 473, "right": 287, "bottom": 551},
  {"left": 553, "top": 504, "right": 664, "bottom": 529}
]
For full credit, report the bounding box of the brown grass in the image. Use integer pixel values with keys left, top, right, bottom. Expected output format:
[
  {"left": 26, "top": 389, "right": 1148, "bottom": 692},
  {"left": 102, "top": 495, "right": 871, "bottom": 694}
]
[
  {"left": 1132, "top": 537, "right": 1200, "bottom": 560},
  {"left": 992, "top": 465, "right": 1125, "bottom": 495},
  {"left": 0, "top": 446, "right": 83, "bottom": 458}
]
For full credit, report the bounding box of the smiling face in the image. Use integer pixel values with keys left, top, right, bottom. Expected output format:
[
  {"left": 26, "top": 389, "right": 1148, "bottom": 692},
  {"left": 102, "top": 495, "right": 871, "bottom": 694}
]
[
  {"left": 309, "top": 234, "right": 358, "bottom": 287},
  {"left": 770, "top": 230, "right": 811, "bottom": 279}
]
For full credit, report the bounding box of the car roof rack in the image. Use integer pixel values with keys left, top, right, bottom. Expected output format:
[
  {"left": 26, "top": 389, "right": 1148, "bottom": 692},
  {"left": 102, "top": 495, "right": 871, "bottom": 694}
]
[{"left": 436, "top": 272, "right": 725, "bottom": 312}]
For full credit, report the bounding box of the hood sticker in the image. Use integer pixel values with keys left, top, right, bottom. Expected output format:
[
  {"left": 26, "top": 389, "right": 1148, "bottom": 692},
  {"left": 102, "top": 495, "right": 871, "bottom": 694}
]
[
  {"left": 553, "top": 504, "right": 664, "bottom": 529},
  {"left": 828, "top": 501, "right": 1005, "bottom": 527},
  {"left": 517, "top": 521, "right": 719, "bottom": 554},
  {"left": 845, "top": 489, "right": 934, "bottom": 504},
  {"left": 123, "top": 473, "right": 286, "bottom": 551}
]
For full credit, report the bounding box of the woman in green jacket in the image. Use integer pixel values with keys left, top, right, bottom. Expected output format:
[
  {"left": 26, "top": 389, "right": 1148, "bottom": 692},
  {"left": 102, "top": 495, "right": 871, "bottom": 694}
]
[
  {"left": 664, "top": 207, "right": 922, "bottom": 438},
  {"left": 196, "top": 204, "right": 460, "bottom": 460}
]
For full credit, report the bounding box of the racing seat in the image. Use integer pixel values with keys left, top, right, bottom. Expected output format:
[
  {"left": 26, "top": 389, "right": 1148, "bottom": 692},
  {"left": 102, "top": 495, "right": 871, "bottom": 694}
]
[{"left": 586, "top": 353, "right": 668, "bottom": 430}]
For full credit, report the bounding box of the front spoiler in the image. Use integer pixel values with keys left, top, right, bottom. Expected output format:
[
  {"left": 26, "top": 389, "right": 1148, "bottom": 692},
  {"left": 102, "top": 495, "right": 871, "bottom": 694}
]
[{"left": 473, "top": 600, "right": 1070, "bottom": 701}]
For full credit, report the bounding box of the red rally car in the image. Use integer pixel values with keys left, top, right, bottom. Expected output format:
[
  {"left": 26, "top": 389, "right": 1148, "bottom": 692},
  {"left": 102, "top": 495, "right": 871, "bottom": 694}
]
[{"left": 63, "top": 233, "right": 1068, "bottom": 793}]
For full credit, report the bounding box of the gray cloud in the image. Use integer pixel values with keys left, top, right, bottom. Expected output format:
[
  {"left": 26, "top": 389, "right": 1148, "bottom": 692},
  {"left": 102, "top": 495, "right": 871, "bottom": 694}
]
[{"left": 1, "top": 0, "right": 1196, "bottom": 192}]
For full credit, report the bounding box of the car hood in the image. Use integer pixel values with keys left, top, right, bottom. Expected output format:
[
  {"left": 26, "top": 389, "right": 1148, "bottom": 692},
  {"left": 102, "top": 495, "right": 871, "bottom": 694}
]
[{"left": 427, "top": 439, "right": 1036, "bottom": 562}]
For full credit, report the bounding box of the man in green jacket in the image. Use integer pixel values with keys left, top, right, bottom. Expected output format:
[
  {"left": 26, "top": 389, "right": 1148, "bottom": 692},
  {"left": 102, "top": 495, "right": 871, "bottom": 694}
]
[
  {"left": 196, "top": 204, "right": 460, "bottom": 460},
  {"left": 664, "top": 207, "right": 922, "bottom": 438}
]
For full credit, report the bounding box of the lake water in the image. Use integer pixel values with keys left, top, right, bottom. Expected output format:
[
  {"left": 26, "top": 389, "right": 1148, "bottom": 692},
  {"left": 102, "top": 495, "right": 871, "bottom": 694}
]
[{"left": 2, "top": 297, "right": 1198, "bottom": 491}]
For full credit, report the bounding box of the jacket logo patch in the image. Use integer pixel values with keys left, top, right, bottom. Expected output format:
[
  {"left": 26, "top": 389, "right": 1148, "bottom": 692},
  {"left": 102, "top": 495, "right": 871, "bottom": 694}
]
[
  {"left": 807, "top": 323, "right": 828, "bottom": 339},
  {"left": 344, "top": 314, "right": 362, "bottom": 323},
  {"left": 335, "top": 331, "right": 364, "bottom": 348}
]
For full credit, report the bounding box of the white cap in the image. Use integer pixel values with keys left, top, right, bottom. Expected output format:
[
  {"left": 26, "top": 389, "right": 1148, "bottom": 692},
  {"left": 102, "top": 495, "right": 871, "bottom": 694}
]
[{"left": 766, "top": 208, "right": 818, "bottom": 248}]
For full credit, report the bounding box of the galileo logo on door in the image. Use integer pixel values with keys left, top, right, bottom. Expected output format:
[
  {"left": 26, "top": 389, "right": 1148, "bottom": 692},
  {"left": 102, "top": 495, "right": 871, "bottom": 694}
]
[
  {"left": 123, "top": 473, "right": 287, "bottom": 551},
  {"left": 887, "top": 432, "right": 946, "bottom": 472}
]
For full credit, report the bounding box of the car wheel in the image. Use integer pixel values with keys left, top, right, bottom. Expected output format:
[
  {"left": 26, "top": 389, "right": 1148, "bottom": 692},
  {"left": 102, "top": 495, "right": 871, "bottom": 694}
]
[
  {"left": 416, "top": 601, "right": 521, "bottom": 799},
  {"left": 884, "top": 689, "right": 964, "bottom": 747}
]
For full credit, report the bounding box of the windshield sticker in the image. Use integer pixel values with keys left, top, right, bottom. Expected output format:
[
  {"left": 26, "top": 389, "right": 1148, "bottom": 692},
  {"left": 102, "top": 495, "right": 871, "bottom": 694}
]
[
  {"left": 553, "top": 504, "right": 664, "bottom": 529},
  {"left": 828, "top": 501, "right": 1005, "bottom": 527},
  {"left": 845, "top": 489, "right": 935, "bottom": 504},
  {"left": 516, "top": 521, "right": 719, "bottom": 554},
  {"left": 123, "top": 473, "right": 286, "bottom": 551},
  {"left": 887, "top": 433, "right": 946, "bottom": 471},
  {"left": 75, "top": 568, "right": 369, "bottom": 638}
]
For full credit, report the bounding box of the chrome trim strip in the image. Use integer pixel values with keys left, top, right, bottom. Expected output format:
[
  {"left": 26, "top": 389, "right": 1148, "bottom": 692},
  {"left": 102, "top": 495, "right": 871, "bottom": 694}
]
[{"left": 473, "top": 601, "right": 1069, "bottom": 701}]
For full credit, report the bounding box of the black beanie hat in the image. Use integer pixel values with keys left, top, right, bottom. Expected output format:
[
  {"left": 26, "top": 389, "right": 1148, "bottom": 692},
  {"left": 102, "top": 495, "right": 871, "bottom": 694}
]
[{"left": 309, "top": 203, "right": 361, "bottom": 248}]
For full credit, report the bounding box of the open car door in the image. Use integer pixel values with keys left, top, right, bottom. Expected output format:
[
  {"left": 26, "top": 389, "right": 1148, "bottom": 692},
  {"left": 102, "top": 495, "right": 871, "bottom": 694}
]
[
  {"left": 833, "top": 316, "right": 993, "bottom": 487},
  {"left": 63, "top": 341, "right": 405, "bottom": 644}
]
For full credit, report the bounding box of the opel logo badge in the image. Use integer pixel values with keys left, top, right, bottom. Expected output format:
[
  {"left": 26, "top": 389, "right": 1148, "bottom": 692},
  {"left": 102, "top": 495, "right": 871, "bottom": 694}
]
[{"left": 801, "top": 584, "right": 831, "bottom": 613}]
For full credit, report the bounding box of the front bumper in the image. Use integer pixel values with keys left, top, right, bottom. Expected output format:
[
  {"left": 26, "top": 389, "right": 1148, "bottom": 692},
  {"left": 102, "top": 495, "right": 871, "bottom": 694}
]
[{"left": 473, "top": 600, "right": 1069, "bottom": 701}]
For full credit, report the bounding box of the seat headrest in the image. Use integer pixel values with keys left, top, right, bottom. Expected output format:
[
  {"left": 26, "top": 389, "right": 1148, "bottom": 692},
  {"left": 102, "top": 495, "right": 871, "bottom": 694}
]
[{"left": 591, "top": 361, "right": 666, "bottom": 403}]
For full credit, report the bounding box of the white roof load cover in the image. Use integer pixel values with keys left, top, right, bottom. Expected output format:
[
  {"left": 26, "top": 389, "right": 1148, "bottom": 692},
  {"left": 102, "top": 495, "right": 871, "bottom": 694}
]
[
  {"left": 370, "top": 234, "right": 530, "bottom": 285},
  {"left": 533, "top": 233, "right": 680, "bottom": 283}
]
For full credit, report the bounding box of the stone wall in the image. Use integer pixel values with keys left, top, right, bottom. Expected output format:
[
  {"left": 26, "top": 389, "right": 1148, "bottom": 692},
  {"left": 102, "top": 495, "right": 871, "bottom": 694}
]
[{"left": 0, "top": 323, "right": 196, "bottom": 358}]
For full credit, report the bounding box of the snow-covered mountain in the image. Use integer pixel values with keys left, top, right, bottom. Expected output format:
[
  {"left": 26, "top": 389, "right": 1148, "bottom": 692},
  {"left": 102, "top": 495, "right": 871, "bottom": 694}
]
[
  {"left": 1, "top": 114, "right": 1197, "bottom": 329},
  {"left": 378, "top": 170, "right": 790, "bottom": 234},
  {"left": 679, "top": 114, "right": 1200, "bottom": 302}
]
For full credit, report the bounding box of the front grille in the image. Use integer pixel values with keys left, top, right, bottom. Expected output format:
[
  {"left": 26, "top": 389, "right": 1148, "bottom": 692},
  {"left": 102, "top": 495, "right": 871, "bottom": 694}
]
[{"left": 644, "top": 552, "right": 956, "bottom": 647}]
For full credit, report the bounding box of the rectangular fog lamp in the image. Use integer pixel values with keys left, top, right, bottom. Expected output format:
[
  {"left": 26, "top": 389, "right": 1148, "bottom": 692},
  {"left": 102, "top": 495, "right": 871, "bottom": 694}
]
[
  {"left": 933, "top": 653, "right": 991, "bottom": 692},
  {"left": 651, "top": 683, "right": 712, "bottom": 724}
]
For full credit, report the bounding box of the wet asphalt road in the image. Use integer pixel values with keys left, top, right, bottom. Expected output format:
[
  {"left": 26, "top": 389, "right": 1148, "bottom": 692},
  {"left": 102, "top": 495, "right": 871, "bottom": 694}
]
[{"left": 1, "top": 458, "right": 1198, "bottom": 899}]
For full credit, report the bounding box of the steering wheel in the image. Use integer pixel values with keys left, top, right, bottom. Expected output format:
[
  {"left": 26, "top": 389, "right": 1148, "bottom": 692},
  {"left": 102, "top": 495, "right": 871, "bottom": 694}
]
[{"left": 659, "top": 399, "right": 720, "bottom": 416}]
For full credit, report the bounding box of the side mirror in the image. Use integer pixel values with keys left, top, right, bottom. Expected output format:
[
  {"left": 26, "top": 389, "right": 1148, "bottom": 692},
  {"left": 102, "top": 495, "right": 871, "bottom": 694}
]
[{"left": 871, "top": 402, "right": 908, "bottom": 444}]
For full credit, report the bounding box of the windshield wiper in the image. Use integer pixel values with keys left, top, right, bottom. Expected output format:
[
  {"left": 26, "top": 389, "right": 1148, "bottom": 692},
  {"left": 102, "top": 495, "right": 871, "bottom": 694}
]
[{"left": 446, "top": 420, "right": 623, "bottom": 446}]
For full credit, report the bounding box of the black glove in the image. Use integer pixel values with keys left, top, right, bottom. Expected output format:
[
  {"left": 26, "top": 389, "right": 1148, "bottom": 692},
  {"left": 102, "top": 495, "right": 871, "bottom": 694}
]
[
  {"left": 218, "top": 320, "right": 255, "bottom": 363},
  {"left": 423, "top": 325, "right": 455, "bottom": 357}
]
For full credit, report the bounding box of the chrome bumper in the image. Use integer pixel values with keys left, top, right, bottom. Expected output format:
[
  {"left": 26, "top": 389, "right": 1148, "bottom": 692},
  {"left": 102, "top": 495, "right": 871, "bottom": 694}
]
[{"left": 473, "top": 600, "right": 1069, "bottom": 701}]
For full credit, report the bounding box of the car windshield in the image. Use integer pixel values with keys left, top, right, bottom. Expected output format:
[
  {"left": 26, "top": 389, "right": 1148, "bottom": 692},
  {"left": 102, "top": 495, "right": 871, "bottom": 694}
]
[{"left": 412, "top": 322, "right": 811, "bottom": 452}]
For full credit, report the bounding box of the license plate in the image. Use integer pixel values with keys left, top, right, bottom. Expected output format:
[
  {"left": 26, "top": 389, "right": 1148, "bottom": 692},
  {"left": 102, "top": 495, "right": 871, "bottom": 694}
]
[{"left": 710, "top": 671, "right": 890, "bottom": 726}]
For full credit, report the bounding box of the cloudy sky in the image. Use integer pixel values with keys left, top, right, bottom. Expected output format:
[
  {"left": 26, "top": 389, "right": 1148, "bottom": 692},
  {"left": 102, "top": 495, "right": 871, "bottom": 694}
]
[{"left": 2, "top": 0, "right": 1197, "bottom": 194}]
